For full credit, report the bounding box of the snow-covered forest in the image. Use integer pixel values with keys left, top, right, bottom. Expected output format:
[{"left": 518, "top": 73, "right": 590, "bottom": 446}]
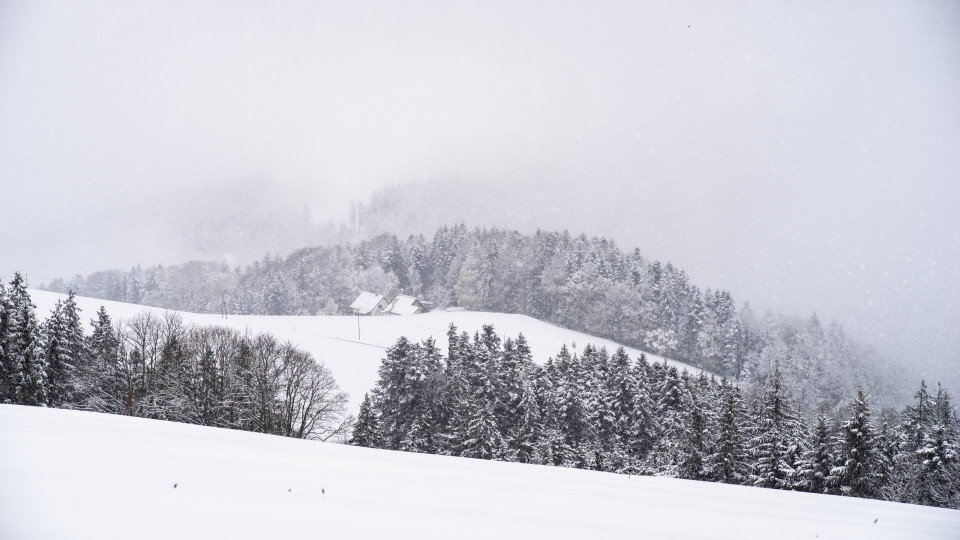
[
  {"left": 46, "top": 225, "right": 907, "bottom": 410},
  {"left": 5, "top": 272, "right": 957, "bottom": 510},
  {"left": 350, "top": 325, "right": 959, "bottom": 508},
  {"left": 1, "top": 273, "right": 349, "bottom": 441}
]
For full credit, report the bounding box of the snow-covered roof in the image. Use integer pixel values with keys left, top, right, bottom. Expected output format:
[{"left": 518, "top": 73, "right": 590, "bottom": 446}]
[
  {"left": 388, "top": 295, "right": 421, "bottom": 316},
  {"left": 350, "top": 292, "right": 387, "bottom": 314}
]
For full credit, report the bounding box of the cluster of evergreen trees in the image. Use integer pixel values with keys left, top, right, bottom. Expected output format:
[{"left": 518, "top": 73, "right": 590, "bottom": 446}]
[
  {"left": 351, "top": 326, "right": 959, "bottom": 508},
  {"left": 1, "top": 273, "right": 349, "bottom": 441},
  {"left": 45, "top": 225, "right": 906, "bottom": 410}
]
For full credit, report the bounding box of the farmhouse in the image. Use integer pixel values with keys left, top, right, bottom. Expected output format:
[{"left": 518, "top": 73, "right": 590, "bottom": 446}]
[
  {"left": 350, "top": 291, "right": 390, "bottom": 316},
  {"left": 350, "top": 292, "right": 431, "bottom": 316}
]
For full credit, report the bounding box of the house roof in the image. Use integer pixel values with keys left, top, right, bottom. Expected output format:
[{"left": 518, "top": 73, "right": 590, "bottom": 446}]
[
  {"left": 350, "top": 292, "right": 386, "bottom": 314},
  {"left": 388, "top": 294, "right": 421, "bottom": 316}
]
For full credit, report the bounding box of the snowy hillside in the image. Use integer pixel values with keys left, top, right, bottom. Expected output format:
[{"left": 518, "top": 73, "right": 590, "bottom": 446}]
[
  {"left": 2, "top": 405, "right": 956, "bottom": 540},
  {"left": 28, "top": 289, "right": 699, "bottom": 413}
]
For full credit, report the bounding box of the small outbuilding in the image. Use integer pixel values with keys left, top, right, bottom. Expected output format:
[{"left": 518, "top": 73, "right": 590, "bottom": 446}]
[
  {"left": 386, "top": 294, "right": 424, "bottom": 316},
  {"left": 350, "top": 292, "right": 390, "bottom": 316}
]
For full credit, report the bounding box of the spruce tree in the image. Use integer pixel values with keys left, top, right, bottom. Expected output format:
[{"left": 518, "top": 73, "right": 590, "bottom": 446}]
[
  {"left": 830, "top": 388, "right": 881, "bottom": 498},
  {"left": 510, "top": 375, "right": 542, "bottom": 463},
  {"left": 81, "top": 306, "right": 120, "bottom": 411},
  {"left": 912, "top": 384, "right": 960, "bottom": 507},
  {"left": 708, "top": 379, "right": 750, "bottom": 485},
  {"left": 42, "top": 300, "right": 70, "bottom": 407},
  {"left": 3, "top": 273, "right": 47, "bottom": 405},
  {"left": 460, "top": 394, "right": 507, "bottom": 460},
  {"left": 583, "top": 346, "right": 617, "bottom": 468},
  {"left": 62, "top": 292, "right": 85, "bottom": 380},
  {"left": 400, "top": 415, "right": 433, "bottom": 453},
  {"left": 676, "top": 384, "right": 710, "bottom": 480},
  {"left": 646, "top": 365, "right": 691, "bottom": 476},
  {"left": 796, "top": 411, "right": 835, "bottom": 494},
  {"left": 40, "top": 293, "right": 83, "bottom": 408},
  {"left": 439, "top": 328, "right": 474, "bottom": 455},
  {"left": 0, "top": 280, "right": 14, "bottom": 402},
  {"left": 607, "top": 347, "right": 641, "bottom": 469},
  {"left": 656, "top": 364, "right": 684, "bottom": 436},
  {"left": 609, "top": 347, "right": 636, "bottom": 443},
  {"left": 915, "top": 419, "right": 958, "bottom": 507},
  {"left": 554, "top": 349, "right": 590, "bottom": 454},
  {"left": 904, "top": 380, "right": 934, "bottom": 452},
  {"left": 750, "top": 368, "right": 802, "bottom": 490},
  {"left": 371, "top": 336, "right": 415, "bottom": 449},
  {"left": 626, "top": 354, "right": 658, "bottom": 465}
]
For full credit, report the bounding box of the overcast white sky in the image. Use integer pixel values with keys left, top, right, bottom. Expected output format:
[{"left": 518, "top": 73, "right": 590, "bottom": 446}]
[{"left": 1, "top": 1, "right": 958, "bottom": 388}]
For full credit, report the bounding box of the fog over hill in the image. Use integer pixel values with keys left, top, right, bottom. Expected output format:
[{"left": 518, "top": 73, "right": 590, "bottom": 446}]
[{"left": 2, "top": 2, "right": 957, "bottom": 392}]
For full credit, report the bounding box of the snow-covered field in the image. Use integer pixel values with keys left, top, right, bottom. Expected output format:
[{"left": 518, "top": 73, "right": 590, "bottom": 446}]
[
  {"left": 29, "top": 289, "right": 698, "bottom": 414},
  {"left": 2, "top": 405, "right": 956, "bottom": 540}
]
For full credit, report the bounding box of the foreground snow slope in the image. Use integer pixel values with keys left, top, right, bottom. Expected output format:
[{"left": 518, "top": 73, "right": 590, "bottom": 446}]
[
  {"left": 29, "top": 289, "right": 698, "bottom": 413},
  {"left": 1, "top": 406, "right": 956, "bottom": 540}
]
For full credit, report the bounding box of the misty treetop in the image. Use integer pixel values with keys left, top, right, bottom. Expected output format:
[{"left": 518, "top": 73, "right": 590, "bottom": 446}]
[
  {"left": 354, "top": 325, "right": 959, "bottom": 509},
  {"left": 46, "top": 225, "right": 907, "bottom": 409},
  {"left": 1, "top": 273, "right": 350, "bottom": 441}
]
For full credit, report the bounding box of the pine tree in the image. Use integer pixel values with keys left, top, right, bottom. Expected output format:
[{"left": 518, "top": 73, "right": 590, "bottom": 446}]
[{"left": 830, "top": 388, "right": 881, "bottom": 498}]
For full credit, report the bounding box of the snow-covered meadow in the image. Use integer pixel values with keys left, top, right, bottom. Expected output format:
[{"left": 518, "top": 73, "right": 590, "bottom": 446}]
[
  {"left": 2, "top": 405, "right": 957, "bottom": 540},
  {"left": 28, "top": 289, "right": 697, "bottom": 414}
]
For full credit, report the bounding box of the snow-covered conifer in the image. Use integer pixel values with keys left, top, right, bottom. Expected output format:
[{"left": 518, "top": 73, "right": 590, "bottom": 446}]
[
  {"left": 707, "top": 379, "right": 750, "bottom": 485},
  {"left": 795, "top": 411, "right": 835, "bottom": 493},
  {"left": 750, "top": 368, "right": 802, "bottom": 490},
  {"left": 830, "top": 388, "right": 881, "bottom": 498},
  {"left": 2, "top": 274, "right": 47, "bottom": 405}
]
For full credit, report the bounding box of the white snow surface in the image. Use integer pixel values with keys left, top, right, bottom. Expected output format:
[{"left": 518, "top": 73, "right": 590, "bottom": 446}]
[
  {"left": 28, "top": 289, "right": 698, "bottom": 414},
  {"left": 1, "top": 405, "right": 957, "bottom": 540}
]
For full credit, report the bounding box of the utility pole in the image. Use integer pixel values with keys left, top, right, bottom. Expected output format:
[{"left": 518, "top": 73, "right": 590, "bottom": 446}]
[{"left": 357, "top": 315, "right": 361, "bottom": 341}]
